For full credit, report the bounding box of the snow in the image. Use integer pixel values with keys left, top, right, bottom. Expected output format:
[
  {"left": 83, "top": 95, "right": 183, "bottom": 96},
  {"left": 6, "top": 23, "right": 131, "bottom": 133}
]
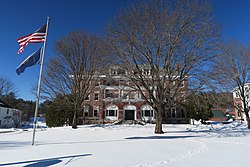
[{"left": 0, "top": 122, "right": 250, "bottom": 167}]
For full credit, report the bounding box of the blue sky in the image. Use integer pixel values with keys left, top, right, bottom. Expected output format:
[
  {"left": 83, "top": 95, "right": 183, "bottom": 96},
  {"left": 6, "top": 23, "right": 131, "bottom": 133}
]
[{"left": 0, "top": 0, "right": 250, "bottom": 101}]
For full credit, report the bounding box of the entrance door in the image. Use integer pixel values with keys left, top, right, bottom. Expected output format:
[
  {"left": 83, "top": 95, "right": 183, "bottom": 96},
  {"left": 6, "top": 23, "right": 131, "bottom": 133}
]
[{"left": 124, "top": 110, "right": 135, "bottom": 120}]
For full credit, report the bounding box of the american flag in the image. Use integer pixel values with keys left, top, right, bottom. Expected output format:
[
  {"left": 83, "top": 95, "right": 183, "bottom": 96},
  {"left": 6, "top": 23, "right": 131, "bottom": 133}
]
[{"left": 17, "top": 24, "right": 47, "bottom": 54}]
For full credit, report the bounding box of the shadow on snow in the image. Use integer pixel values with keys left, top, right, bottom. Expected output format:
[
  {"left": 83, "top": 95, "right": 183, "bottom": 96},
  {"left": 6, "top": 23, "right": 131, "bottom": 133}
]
[
  {"left": 0, "top": 154, "right": 92, "bottom": 167},
  {"left": 125, "top": 135, "right": 200, "bottom": 140},
  {"left": 0, "top": 141, "right": 31, "bottom": 149},
  {"left": 37, "top": 139, "right": 125, "bottom": 146}
]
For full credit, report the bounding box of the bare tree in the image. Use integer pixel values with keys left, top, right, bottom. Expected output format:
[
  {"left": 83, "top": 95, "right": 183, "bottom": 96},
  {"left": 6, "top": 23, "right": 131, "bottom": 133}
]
[
  {"left": 0, "top": 76, "right": 17, "bottom": 99},
  {"left": 107, "top": 0, "right": 220, "bottom": 133},
  {"left": 42, "top": 30, "right": 108, "bottom": 128},
  {"left": 211, "top": 40, "right": 250, "bottom": 128}
]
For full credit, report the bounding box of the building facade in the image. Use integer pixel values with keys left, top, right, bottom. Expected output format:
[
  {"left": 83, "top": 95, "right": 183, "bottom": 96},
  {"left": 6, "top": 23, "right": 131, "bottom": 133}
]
[
  {"left": 232, "top": 83, "right": 250, "bottom": 121},
  {"left": 79, "top": 67, "right": 190, "bottom": 124},
  {"left": 0, "top": 100, "right": 22, "bottom": 128}
]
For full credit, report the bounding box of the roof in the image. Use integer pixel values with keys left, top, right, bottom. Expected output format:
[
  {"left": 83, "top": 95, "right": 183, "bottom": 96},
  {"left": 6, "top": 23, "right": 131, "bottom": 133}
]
[
  {"left": 0, "top": 100, "right": 12, "bottom": 108},
  {"left": 212, "top": 110, "right": 226, "bottom": 118}
]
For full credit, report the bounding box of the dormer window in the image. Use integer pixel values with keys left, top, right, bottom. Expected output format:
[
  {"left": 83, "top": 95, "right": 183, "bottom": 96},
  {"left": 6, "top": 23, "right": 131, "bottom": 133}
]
[
  {"left": 110, "top": 69, "right": 117, "bottom": 75},
  {"left": 105, "top": 90, "right": 111, "bottom": 98},
  {"left": 132, "top": 70, "right": 138, "bottom": 75},
  {"left": 143, "top": 69, "right": 151, "bottom": 75},
  {"left": 117, "top": 69, "right": 125, "bottom": 75}
]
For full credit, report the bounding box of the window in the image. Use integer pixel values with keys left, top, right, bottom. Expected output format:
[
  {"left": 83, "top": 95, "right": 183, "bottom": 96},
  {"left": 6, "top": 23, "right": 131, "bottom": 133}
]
[
  {"left": 84, "top": 94, "right": 90, "bottom": 100},
  {"left": 125, "top": 81, "right": 129, "bottom": 86},
  {"left": 112, "top": 91, "right": 119, "bottom": 98},
  {"left": 7, "top": 109, "right": 9, "bottom": 114},
  {"left": 181, "top": 109, "right": 186, "bottom": 118},
  {"left": 171, "top": 108, "right": 176, "bottom": 118},
  {"left": 94, "top": 93, "right": 99, "bottom": 100},
  {"left": 142, "top": 110, "right": 153, "bottom": 117},
  {"left": 117, "top": 69, "right": 125, "bottom": 75},
  {"left": 143, "top": 69, "right": 151, "bottom": 75},
  {"left": 130, "top": 91, "right": 138, "bottom": 99},
  {"left": 93, "top": 108, "right": 99, "bottom": 117},
  {"left": 162, "top": 111, "right": 166, "bottom": 118},
  {"left": 181, "top": 91, "right": 186, "bottom": 101},
  {"left": 95, "top": 81, "right": 100, "bottom": 86},
  {"left": 123, "top": 93, "right": 129, "bottom": 100},
  {"left": 111, "top": 80, "right": 119, "bottom": 86},
  {"left": 84, "top": 106, "right": 89, "bottom": 117},
  {"left": 119, "top": 80, "right": 124, "bottom": 86},
  {"left": 132, "top": 70, "right": 138, "bottom": 75},
  {"left": 106, "top": 110, "right": 117, "bottom": 117},
  {"left": 115, "top": 80, "right": 119, "bottom": 86},
  {"left": 106, "top": 82, "right": 111, "bottom": 86},
  {"left": 235, "top": 92, "right": 239, "bottom": 98},
  {"left": 181, "top": 81, "right": 185, "bottom": 87},
  {"left": 105, "top": 90, "right": 111, "bottom": 98},
  {"left": 103, "top": 80, "right": 107, "bottom": 85},
  {"left": 110, "top": 69, "right": 117, "bottom": 75},
  {"left": 138, "top": 92, "right": 142, "bottom": 99}
]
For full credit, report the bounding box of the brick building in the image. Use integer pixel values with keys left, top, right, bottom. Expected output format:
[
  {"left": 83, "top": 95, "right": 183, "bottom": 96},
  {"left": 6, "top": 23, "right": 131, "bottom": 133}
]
[{"left": 79, "top": 66, "right": 190, "bottom": 124}]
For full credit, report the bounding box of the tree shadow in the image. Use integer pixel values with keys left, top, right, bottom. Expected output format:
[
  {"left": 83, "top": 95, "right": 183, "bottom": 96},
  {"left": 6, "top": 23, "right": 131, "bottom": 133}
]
[
  {"left": 0, "top": 154, "right": 92, "bottom": 166},
  {"left": 125, "top": 135, "right": 200, "bottom": 140},
  {"left": 24, "top": 159, "right": 62, "bottom": 167},
  {"left": 183, "top": 124, "right": 250, "bottom": 138},
  {"left": 37, "top": 139, "right": 125, "bottom": 146},
  {"left": 0, "top": 141, "right": 30, "bottom": 149}
]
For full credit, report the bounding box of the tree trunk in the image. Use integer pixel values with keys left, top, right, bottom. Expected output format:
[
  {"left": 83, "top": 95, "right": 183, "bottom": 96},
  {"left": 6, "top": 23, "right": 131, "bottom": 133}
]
[
  {"left": 154, "top": 110, "right": 164, "bottom": 134},
  {"left": 244, "top": 110, "right": 250, "bottom": 129},
  {"left": 72, "top": 110, "right": 77, "bottom": 129},
  {"left": 246, "top": 116, "right": 250, "bottom": 129},
  {"left": 247, "top": 118, "right": 250, "bottom": 129}
]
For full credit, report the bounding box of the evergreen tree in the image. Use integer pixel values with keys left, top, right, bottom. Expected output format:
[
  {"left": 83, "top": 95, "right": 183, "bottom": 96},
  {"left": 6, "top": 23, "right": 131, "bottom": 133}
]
[
  {"left": 45, "top": 96, "right": 74, "bottom": 127},
  {"left": 188, "top": 92, "right": 213, "bottom": 124}
]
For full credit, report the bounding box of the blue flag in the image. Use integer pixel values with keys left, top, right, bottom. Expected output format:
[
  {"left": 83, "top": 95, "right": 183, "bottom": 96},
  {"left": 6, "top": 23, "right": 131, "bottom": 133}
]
[{"left": 16, "top": 47, "right": 42, "bottom": 75}]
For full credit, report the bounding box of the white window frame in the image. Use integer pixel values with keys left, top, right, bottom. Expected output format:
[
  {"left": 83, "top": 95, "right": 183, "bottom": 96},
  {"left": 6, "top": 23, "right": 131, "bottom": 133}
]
[
  {"left": 105, "top": 109, "right": 118, "bottom": 117},
  {"left": 141, "top": 105, "right": 154, "bottom": 117},
  {"left": 142, "top": 110, "right": 153, "bottom": 117}
]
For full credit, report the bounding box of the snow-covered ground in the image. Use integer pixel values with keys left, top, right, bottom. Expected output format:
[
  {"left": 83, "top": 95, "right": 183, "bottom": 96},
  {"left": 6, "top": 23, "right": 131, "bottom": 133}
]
[{"left": 0, "top": 122, "right": 249, "bottom": 167}]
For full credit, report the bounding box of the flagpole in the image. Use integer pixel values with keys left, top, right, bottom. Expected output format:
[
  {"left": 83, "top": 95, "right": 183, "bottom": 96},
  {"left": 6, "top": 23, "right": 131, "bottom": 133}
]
[{"left": 32, "top": 17, "right": 50, "bottom": 146}]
